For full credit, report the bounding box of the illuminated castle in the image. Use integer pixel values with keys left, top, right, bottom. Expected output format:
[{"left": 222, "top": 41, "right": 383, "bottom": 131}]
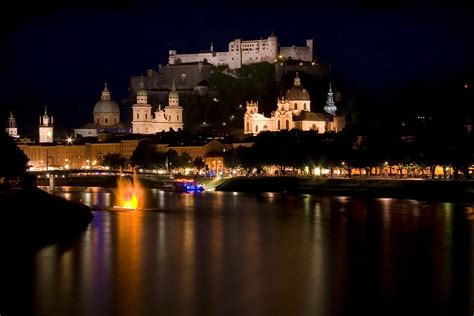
[{"left": 169, "top": 34, "right": 313, "bottom": 69}]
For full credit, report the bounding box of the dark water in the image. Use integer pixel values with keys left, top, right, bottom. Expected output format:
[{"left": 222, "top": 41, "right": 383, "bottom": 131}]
[{"left": 29, "top": 188, "right": 474, "bottom": 315}]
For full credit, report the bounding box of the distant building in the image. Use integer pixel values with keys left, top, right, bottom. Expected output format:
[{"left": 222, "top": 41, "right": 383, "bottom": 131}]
[
  {"left": 19, "top": 139, "right": 140, "bottom": 170},
  {"left": 74, "top": 82, "right": 130, "bottom": 138},
  {"left": 5, "top": 111, "right": 19, "bottom": 139},
  {"left": 132, "top": 80, "right": 184, "bottom": 134},
  {"left": 39, "top": 107, "right": 53, "bottom": 143},
  {"left": 130, "top": 62, "right": 213, "bottom": 104},
  {"left": 244, "top": 72, "right": 345, "bottom": 135},
  {"left": 168, "top": 34, "right": 313, "bottom": 69}
]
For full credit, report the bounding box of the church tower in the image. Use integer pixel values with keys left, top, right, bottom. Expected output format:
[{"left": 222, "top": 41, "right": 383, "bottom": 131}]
[
  {"left": 39, "top": 106, "right": 54, "bottom": 143},
  {"left": 5, "top": 111, "right": 19, "bottom": 138},
  {"left": 324, "top": 83, "right": 337, "bottom": 115},
  {"left": 164, "top": 80, "right": 184, "bottom": 131},
  {"left": 132, "top": 77, "right": 153, "bottom": 134}
]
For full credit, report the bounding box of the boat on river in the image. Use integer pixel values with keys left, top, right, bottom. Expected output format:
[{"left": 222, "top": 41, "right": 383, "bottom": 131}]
[{"left": 162, "top": 179, "right": 204, "bottom": 193}]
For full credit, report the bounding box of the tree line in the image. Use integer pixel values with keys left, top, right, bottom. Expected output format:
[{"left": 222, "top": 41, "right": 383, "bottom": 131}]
[{"left": 224, "top": 126, "right": 473, "bottom": 179}]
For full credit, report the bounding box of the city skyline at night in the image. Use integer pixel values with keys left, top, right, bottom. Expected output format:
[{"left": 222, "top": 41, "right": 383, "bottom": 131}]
[{"left": 1, "top": 1, "right": 473, "bottom": 134}]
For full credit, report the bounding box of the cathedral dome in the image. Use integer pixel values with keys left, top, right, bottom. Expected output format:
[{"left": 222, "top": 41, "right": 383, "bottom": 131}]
[
  {"left": 285, "top": 72, "right": 310, "bottom": 101},
  {"left": 94, "top": 100, "right": 120, "bottom": 114},
  {"left": 93, "top": 82, "right": 120, "bottom": 114}
]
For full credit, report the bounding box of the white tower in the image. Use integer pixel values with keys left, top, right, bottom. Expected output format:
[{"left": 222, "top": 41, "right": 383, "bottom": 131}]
[
  {"left": 164, "top": 80, "right": 184, "bottom": 131},
  {"left": 5, "top": 111, "right": 19, "bottom": 138},
  {"left": 324, "top": 83, "right": 337, "bottom": 115},
  {"left": 39, "top": 106, "right": 54, "bottom": 143},
  {"left": 132, "top": 77, "right": 153, "bottom": 134}
]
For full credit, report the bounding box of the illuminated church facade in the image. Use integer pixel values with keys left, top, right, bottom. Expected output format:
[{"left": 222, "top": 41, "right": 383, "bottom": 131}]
[
  {"left": 132, "top": 80, "right": 184, "bottom": 134},
  {"left": 244, "top": 72, "right": 345, "bottom": 135}
]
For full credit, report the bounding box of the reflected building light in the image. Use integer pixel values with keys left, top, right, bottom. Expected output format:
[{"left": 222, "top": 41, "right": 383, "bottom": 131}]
[
  {"left": 158, "top": 213, "right": 166, "bottom": 266},
  {"left": 314, "top": 202, "right": 321, "bottom": 218}
]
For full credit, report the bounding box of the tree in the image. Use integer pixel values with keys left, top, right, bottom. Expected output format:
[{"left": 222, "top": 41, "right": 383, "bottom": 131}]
[
  {"left": 0, "top": 131, "right": 29, "bottom": 179},
  {"left": 102, "top": 153, "right": 126, "bottom": 170},
  {"left": 130, "top": 141, "right": 167, "bottom": 169},
  {"left": 193, "top": 157, "right": 206, "bottom": 170}
]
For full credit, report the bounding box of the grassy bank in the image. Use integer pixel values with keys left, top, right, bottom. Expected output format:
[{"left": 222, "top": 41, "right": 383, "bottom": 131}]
[{"left": 215, "top": 177, "right": 474, "bottom": 202}]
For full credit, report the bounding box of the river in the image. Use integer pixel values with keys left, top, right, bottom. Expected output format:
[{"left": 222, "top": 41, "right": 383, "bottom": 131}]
[{"left": 29, "top": 187, "right": 474, "bottom": 315}]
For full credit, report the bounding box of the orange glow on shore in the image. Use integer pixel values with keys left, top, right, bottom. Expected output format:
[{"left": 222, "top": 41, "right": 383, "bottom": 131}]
[{"left": 114, "top": 171, "right": 143, "bottom": 210}]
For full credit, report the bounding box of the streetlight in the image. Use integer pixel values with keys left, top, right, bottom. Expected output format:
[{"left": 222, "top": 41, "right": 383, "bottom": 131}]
[{"left": 66, "top": 137, "right": 72, "bottom": 144}]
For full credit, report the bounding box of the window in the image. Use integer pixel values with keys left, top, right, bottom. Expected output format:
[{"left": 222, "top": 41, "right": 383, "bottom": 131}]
[
  {"left": 312, "top": 124, "right": 317, "bottom": 130},
  {"left": 246, "top": 122, "right": 250, "bottom": 132},
  {"left": 286, "top": 120, "right": 289, "bottom": 129},
  {"left": 105, "top": 118, "right": 108, "bottom": 124},
  {"left": 177, "top": 115, "right": 179, "bottom": 121},
  {"left": 303, "top": 103, "right": 306, "bottom": 110},
  {"left": 256, "top": 125, "right": 259, "bottom": 133},
  {"left": 114, "top": 119, "right": 117, "bottom": 123},
  {"left": 294, "top": 103, "right": 298, "bottom": 110},
  {"left": 137, "top": 113, "right": 139, "bottom": 119},
  {"left": 277, "top": 120, "right": 280, "bottom": 129},
  {"left": 263, "top": 125, "right": 268, "bottom": 131},
  {"left": 96, "top": 118, "right": 99, "bottom": 123}
]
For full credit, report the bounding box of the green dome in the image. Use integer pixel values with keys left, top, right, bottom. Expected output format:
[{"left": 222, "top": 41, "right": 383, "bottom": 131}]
[
  {"left": 169, "top": 79, "right": 179, "bottom": 99},
  {"left": 169, "top": 90, "right": 179, "bottom": 99},
  {"left": 93, "top": 100, "right": 120, "bottom": 114},
  {"left": 94, "top": 82, "right": 120, "bottom": 114}
]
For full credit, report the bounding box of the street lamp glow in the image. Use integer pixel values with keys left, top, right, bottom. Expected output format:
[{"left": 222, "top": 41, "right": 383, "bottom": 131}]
[{"left": 66, "top": 137, "right": 72, "bottom": 144}]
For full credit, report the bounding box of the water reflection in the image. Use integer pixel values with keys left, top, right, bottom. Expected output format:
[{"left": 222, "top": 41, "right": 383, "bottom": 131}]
[{"left": 31, "top": 188, "right": 474, "bottom": 315}]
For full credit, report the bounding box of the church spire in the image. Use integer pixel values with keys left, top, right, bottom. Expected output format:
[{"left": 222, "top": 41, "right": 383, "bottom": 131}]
[
  {"left": 40, "top": 106, "right": 53, "bottom": 126},
  {"left": 137, "top": 75, "right": 147, "bottom": 97},
  {"left": 324, "top": 83, "right": 337, "bottom": 115},
  {"left": 101, "top": 81, "right": 111, "bottom": 101},
  {"left": 171, "top": 79, "right": 176, "bottom": 91},
  {"left": 294, "top": 72, "right": 301, "bottom": 86},
  {"left": 7, "top": 111, "right": 16, "bottom": 128}
]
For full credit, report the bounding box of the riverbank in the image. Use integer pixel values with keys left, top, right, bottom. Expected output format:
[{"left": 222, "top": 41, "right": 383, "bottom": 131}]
[
  {"left": 0, "top": 186, "right": 94, "bottom": 248},
  {"left": 36, "top": 175, "right": 165, "bottom": 189},
  {"left": 215, "top": 177, "right": 474, "bottom": 202}
]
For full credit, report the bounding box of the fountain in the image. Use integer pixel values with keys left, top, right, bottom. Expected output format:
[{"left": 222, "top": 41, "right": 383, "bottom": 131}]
[{"left": 114, "top": 171, "right": 143, "bottom": 210}]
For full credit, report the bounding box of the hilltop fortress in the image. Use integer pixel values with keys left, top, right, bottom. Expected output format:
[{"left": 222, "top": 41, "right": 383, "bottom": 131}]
[{"left": 168, "top": 34, "right": 313, "bottom": 69}]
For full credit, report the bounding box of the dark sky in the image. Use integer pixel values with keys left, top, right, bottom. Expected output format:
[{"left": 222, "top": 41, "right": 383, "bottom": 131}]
[{"left": 1, "top": 0, "right": 473, "bottom": 135}]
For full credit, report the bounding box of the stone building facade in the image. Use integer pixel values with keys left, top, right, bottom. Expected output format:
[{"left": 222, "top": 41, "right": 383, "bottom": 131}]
[
  {"left": 132, "top": 80, "right": 184, "bottom": 134},
  {"left": 244, "top": 73, "right": 345, "bottom": 135},
  {"left": 19, "top": 139, "right": 140, "bottom": 170},
  {"left": 74, "top": 83, "right": 130, "bottom": 138},
  {"left": 168, "top": 34, "right": 314, "bottom": 69}
]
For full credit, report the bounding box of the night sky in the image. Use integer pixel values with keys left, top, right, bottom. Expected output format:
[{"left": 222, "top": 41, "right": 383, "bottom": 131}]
[{"left": 1, "top": 0, "right": 473, "bottom": 136}]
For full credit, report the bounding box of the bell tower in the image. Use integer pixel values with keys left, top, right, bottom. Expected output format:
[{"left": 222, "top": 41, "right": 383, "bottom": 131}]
[
  {"left": 5, "top": 111, "right": 19, "bottom": 138},
  {"left": 39, "top": 106, "right": 54, "bottom": 143}
]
